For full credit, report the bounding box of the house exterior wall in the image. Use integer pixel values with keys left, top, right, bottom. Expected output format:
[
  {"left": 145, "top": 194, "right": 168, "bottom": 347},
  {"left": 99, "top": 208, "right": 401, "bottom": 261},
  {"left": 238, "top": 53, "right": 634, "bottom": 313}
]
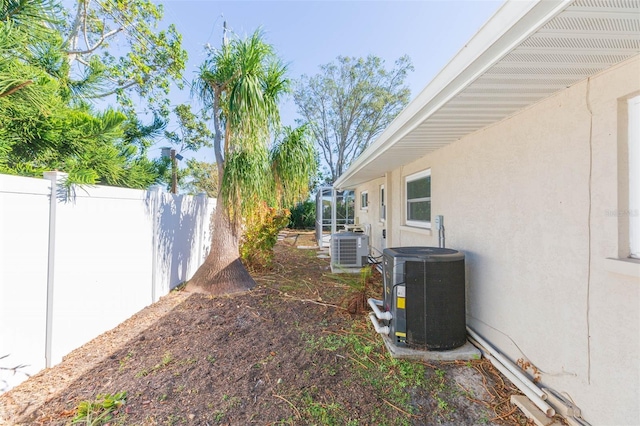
[
  {"left": 354, "top": 177, "right": 387, "bottom": 256},
  {"left": 358, "top": 56, "right": 639, "bottom": 425}
]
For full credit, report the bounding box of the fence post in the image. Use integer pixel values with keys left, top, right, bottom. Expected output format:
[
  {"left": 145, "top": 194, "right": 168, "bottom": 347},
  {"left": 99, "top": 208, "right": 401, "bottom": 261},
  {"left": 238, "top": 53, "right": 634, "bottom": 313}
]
[
  {"left": 42, "top": 171, "right": 67, "bottom": 368},
  {"left": 148, "top": 185, "right": 163, "bottom": 303}
]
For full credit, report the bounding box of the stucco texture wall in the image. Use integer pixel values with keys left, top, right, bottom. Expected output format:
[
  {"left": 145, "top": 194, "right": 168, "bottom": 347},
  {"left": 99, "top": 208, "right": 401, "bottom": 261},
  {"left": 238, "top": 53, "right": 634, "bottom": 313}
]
[
  {"left": 354, "top": 177, "right": 387, "bottom": 256},
  {"left": 374, "top": 56, "right": 639, "bottom": 425}
]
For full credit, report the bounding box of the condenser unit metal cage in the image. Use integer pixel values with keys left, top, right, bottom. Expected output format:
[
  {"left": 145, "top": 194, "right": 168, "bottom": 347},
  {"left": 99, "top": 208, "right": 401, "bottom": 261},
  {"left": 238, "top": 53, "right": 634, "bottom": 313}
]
[
  {"left": 330, "top": 232, "right": 369, "bottom": 272},
  {"left": 381, "top": 246, "right": 466, "bottom": 351}
]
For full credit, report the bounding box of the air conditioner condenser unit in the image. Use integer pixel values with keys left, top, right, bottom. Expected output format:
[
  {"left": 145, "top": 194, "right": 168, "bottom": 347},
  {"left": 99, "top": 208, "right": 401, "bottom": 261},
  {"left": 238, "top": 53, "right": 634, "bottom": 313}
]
[{"left": 330, "top": 232, "right": 369, "bottom": 273}]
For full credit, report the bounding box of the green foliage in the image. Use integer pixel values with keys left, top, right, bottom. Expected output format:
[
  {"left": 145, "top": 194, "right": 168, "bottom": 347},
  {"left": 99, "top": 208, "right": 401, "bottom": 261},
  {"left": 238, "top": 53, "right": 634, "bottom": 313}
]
[
  {"left": 288, "top": 200, "right": 315, "bottom": 229},
  {"left": 300, "top": 323, "right": 427, "bottom": 418},
  {"left": 271, "top": 125, "right": 318, "bottom": 208},
  {"left": 0, "top": 0, "right": 187, "bottom": 189},
  {"left": 300, "top": 391, "right": 346, "bottom": 425},
  {"left": 194, "top": 31, "right": 316, "bottom": 218},
  {"left": 72, "top": 391, "right": 127, "bottom": 425},
  {"left": 294, "top": 55, "right": 413, "bottom": 182},
  {"left": 182, "top": 159, "right": 218, "bottom": 197},
  {"left": 222, "top": 145, "right": 272, "bottom": 219},
  {"left": 240, "top": 203, "right": 290, "bottom": 269},
  {"left": 60, "top": 0, "right": 187, "bottom": 117},
  {"left": 164, "top": 104, "right": 213, "bottom": 153},
  {"left": 191, "top": 31, "right": 317, "bottom": 284}
]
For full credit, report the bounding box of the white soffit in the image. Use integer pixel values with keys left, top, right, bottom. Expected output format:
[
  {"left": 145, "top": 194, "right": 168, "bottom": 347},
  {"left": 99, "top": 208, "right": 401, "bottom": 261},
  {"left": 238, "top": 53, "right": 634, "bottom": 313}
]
[{"left": 334, "top": 0, "right": 640, "bottom": 189}]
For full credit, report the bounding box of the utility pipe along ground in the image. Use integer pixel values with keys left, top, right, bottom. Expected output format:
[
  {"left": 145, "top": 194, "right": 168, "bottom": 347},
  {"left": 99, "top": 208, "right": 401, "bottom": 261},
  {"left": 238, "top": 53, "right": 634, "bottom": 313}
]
[
  {"left": 466, "top": 328, "right": 555, "bottom": 418},
  {"left": 467, "top": 327, "right": 547, "bottom": 401}
]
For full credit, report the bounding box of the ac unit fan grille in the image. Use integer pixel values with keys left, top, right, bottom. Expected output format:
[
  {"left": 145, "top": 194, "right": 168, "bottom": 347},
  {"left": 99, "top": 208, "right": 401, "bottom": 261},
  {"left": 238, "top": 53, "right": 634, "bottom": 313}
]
[
  {"left": 331, "top": 233, "right": 369, "bottom": 269},
  {"left": 335, "top": 238, "right": 357, "bottom": 264}
]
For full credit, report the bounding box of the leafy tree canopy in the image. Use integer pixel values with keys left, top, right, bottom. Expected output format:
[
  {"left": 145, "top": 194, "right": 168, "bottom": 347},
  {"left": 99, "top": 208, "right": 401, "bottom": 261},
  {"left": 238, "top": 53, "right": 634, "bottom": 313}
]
[
  {"left": 0, "top": 0, "right": 193, "bottom": 189},
  {"left": 60, "top": 0, "right": 187, "bottom": 117},
  {"left": 294, "top": 55, "right": 413, "bottom": 183}
]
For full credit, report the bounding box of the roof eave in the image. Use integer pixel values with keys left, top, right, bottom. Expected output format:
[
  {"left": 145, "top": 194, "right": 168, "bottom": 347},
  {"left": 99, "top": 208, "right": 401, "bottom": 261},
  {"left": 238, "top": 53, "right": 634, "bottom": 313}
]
[{"left": 333, "top": 0, "right": 573, "bottom": 190}]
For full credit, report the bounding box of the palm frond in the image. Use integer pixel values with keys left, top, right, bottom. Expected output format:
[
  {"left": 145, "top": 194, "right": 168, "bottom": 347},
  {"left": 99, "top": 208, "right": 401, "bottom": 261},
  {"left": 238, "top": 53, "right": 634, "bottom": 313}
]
[{"left": 271, "top": 125, "right": 317, "bottom": 207}]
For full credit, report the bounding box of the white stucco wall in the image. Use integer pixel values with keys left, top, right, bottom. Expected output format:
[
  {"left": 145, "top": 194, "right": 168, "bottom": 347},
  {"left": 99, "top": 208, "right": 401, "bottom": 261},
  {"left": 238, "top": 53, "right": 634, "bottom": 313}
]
[
  {"left": 360, "top": 56, "right": 640, "bottom": 425},
  {"left": 354, "top": 177, "right": 387, "bottom": 257}
]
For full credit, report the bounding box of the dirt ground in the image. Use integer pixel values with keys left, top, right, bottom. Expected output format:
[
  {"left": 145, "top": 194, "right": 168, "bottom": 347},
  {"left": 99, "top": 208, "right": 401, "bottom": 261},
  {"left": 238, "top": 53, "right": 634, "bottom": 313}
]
[{"left": 0, "top": 231, "right": 536, "bottom": 425}]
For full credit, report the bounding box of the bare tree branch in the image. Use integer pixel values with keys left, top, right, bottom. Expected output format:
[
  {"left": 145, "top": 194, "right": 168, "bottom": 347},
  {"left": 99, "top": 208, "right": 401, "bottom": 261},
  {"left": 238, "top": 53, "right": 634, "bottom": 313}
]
[
  {"left": 86, "top": 79, "right": 138, "bottom": 98},
  {"left": 0, "top": 80, "right": 33, "bottom": 98},
  {"left": 67, "top": 26, "right": 124, "bottom": 56}
]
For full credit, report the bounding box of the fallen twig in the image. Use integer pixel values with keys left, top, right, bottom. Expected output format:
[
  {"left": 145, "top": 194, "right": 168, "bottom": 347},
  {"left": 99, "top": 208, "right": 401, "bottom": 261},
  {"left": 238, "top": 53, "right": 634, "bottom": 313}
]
[
  {"left": 273, "top": 393, "right": 301, "bottom": 419},
  {"left": 272, "top": 288, "right": 346, "bottom": 310},
  {"left": 490, "top": 404, "right": 518, "bottom": 422},
  {"left": 346, "top": 354, "right": 369, "bottom": 370},
  {"left": 383, "top": 398, "right": 418, "bottom": 418}
]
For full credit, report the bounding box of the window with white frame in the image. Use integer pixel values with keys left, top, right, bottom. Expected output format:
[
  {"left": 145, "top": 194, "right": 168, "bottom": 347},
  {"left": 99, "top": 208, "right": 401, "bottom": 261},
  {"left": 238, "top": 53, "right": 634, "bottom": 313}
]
[
  {"left": 629, "top": 95, "right": 639, "bottom": 259},
  {"left": 380, "top": 185, "right": 386, "bottom": 221},
  {"left": 360, "top": 191, "right": 369, "bottom": 210},
  {"left": 405, "top": 169, "right": 431, "bottom": 228}
]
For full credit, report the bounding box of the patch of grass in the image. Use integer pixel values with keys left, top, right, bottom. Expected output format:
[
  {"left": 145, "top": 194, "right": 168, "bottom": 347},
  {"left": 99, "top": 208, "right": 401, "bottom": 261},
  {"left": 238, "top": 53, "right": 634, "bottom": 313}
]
[
  {"left": 302, "top": 332, "right": 349, "bottom": 353},
  {"left": 299, "top": 390, "right": 346, "bottom": 425},
  {"left": 135, "top": 352, "right": 174, "bottom": 378},
  {"left": 427, "top": 367, "right": 456, "bottom": 419},
  {"left": 161, "top": 352, "right": 173, "bottom": 366},
  {"left": 118, "top": 352, "right": 133, "bottom": 371},
  {"left": 71, "top": 392, "right": 127, "bottom": 425},
  {"left": 298, "top": 323, "right": 428, "bottom": 418},
  {"left": 166, "top": 414, "right": 184, "bottom": 425},
  {"left": 213, "top": 409, "right": 225, "bottom": 423}
]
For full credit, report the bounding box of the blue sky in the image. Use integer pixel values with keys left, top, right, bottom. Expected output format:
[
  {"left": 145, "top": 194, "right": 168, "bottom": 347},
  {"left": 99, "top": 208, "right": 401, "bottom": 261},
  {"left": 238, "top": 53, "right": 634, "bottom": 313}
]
[{"left": 153, "top": 0, "right": 503, "bottom": 162}]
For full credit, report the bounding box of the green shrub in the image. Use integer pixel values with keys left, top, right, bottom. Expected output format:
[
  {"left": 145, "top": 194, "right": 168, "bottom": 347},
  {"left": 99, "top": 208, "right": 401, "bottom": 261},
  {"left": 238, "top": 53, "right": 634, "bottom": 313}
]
[
  {"left": 72, "top": 392, "right": 127, "bottom": 425},
  {"left": 241, "top": 204, "right": 290, "bottom": 269},
  {"left": 288, "top": 200, "right": 315, "bottom": 229}
]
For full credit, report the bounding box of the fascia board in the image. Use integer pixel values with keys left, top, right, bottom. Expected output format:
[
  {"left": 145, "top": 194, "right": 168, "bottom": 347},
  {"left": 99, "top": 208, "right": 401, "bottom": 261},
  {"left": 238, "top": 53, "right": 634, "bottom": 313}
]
[{"left": 334, "top": 0, "right": 572, "bottom": 190}]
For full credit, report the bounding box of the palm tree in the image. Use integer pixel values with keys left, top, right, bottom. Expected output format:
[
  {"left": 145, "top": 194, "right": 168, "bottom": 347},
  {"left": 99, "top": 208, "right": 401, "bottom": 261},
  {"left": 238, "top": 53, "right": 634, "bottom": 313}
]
[{"left": 188, "top": 30, "right": 316, "bottom": 294}]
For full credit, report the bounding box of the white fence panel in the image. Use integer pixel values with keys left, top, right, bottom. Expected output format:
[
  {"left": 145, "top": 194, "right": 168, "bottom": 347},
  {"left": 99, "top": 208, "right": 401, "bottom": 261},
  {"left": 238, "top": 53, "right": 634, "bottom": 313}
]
[
  {"left": 152, "top": 190, "right": 214, "bottom": 298},
  {"left": 50, "top": 183, "right": 155, "bottom": 365},
  {"left": 0, "top": 173, "right": 215, "bottom": 391},
  {"left": 0, "top": 175, "right": 51, "bottom": 390}
]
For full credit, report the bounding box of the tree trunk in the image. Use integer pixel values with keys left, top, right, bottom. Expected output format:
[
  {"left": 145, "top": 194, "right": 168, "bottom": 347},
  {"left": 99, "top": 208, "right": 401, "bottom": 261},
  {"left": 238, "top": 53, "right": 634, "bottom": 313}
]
[{"left": 186, "top": 202, "right": 256, "bottom": 295}]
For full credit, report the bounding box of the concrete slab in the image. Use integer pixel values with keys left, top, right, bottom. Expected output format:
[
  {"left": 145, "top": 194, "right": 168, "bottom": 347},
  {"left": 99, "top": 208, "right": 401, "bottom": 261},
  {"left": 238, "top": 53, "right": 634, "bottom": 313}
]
[
  {"left": 381, "top": 335, "right": 481, "bottom": 361},
  {"left": 297, "top": 245, "right": 319, "bottom": 250},
  {"left": 330, "top": 264, "right": 363, "bottom": 274}
]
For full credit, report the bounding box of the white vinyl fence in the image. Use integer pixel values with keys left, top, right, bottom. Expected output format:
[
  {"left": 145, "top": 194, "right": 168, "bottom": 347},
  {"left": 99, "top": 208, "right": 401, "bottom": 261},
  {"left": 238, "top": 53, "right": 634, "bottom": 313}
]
[{"left": 0, "top": 172, "right": 215, "bottom": 391}]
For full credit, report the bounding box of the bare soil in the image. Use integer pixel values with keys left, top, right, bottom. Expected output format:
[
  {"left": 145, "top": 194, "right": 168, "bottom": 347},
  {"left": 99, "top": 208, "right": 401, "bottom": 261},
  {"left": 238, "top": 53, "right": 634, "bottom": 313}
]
[{"left": 0, "top": 231, "right": 534, "bottom": 425}]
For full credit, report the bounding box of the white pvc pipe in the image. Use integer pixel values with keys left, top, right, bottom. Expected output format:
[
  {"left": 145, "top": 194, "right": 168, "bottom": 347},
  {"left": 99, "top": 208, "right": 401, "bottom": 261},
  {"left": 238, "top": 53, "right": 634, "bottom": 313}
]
[
  {"left": 368, "top": 298, "right": 392, "bottom": 320},
  {"left": 470, "top": 339, "right": 555, "bottom": 418},
  {"left": 467, "top": 326, "right": 547, "bottom": 401},
  {"left": 368, "top": 312, "right": 390, "bottom": 335}
]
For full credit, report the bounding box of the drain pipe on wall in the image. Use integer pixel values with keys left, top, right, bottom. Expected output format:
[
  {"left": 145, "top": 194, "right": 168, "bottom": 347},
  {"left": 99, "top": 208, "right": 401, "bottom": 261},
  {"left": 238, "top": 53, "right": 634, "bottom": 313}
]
[
  {"left": 436, "top": 215, "right": 445, "bottom": 248},
  {"left": 467, "top": 327, "right": 555, "bottom": 418}
]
